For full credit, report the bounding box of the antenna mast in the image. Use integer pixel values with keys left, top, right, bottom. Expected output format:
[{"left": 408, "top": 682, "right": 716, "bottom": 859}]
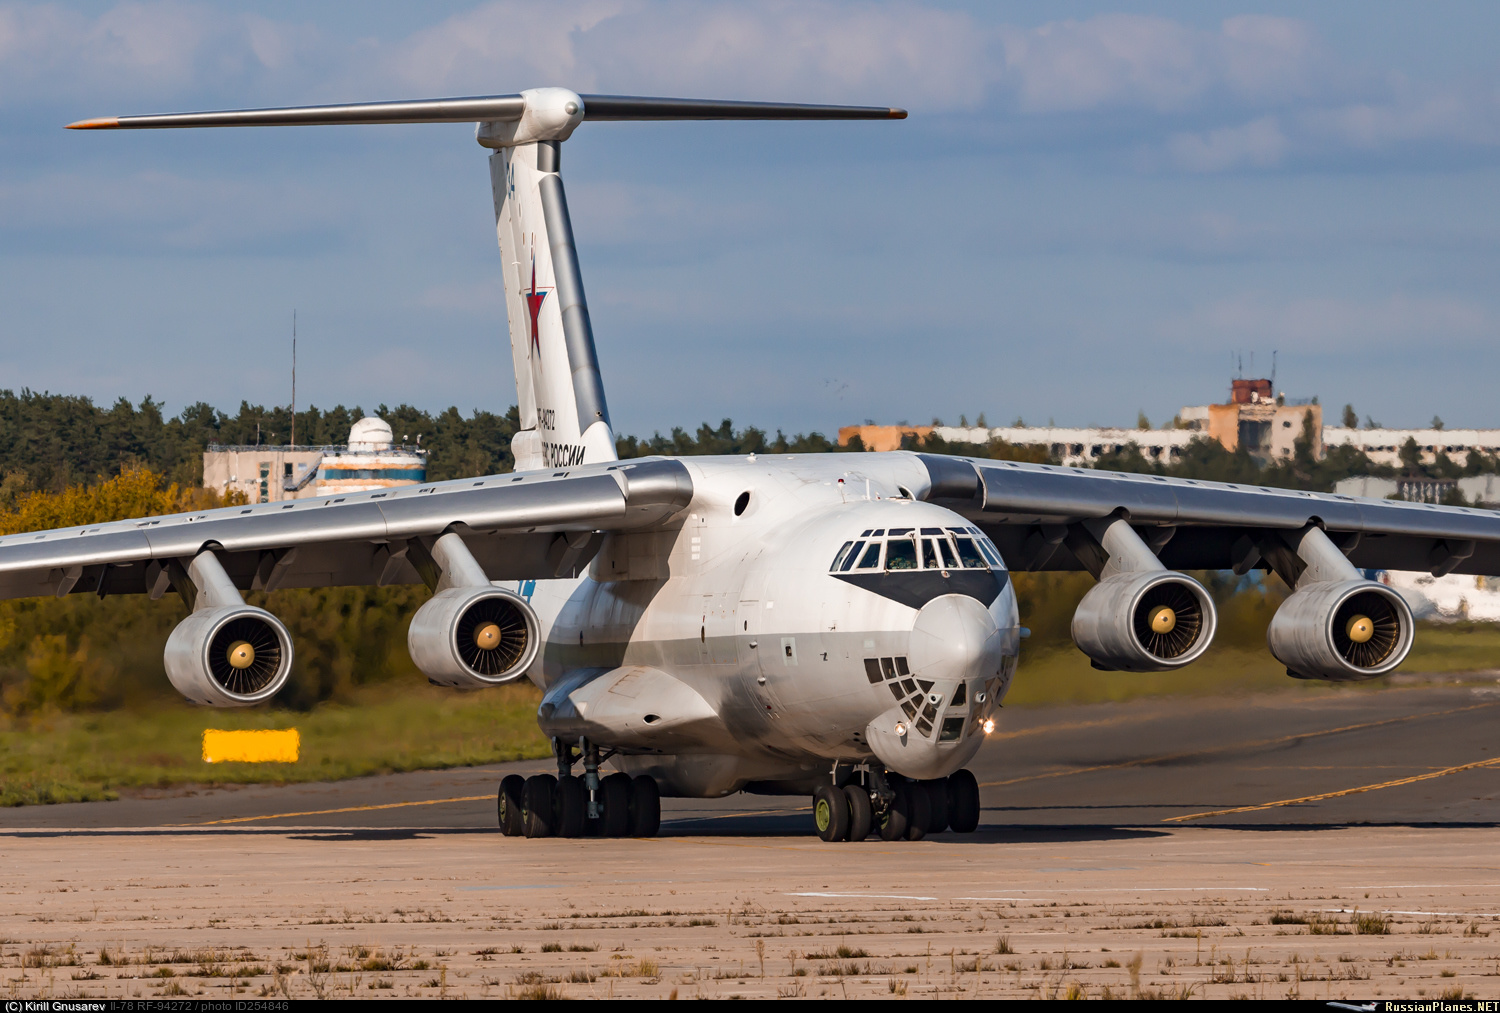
[{"left": 291, "top": 310, "right": 297, "bottom": 448}]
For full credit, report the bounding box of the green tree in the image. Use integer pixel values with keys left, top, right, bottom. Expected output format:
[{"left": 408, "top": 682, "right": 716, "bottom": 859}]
[{"left": 1341, "top": 404, "right": 1358, "bottom": 428}]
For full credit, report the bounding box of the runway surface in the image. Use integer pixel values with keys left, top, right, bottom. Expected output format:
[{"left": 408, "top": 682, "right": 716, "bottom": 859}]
[
  {"left": 2, "top": 681, "right": 1497, "bottom": 1000},
  {"left": 3, "top": 680, "right": 1497, "bottom": 833}
]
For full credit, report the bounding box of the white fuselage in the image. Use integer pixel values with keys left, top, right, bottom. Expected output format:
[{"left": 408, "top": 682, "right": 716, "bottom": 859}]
[{"left": 508, "top": 453, "right": 1020, "bottom": 797}]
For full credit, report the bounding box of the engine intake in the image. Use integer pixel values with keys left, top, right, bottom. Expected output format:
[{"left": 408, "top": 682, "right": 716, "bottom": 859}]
[
  {"left": 408, "top": 586, "right": 540, "bottom": 687},
  {"left": 1072, "top": 571, "right": 1217, "bottom": 672},
  {"left": 1268, "top": 579, "right": 1413, "bottom": 681},
  {"left": 164, "top": 605, "right": 294, "bottom": 707}
]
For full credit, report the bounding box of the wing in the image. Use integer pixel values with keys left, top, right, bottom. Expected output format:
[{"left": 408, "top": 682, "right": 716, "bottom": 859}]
[
  {"left": 918, "top": 453, "right": 1496, "bottom": 577},
  {"left": 0, "top": 458, "right": 692, "bottom": 600}
]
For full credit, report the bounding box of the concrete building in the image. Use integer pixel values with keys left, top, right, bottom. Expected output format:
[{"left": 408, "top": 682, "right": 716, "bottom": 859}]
[
  {"left": 204, "top": 416, "right": 428, "bottom": 504},
  {"left": 1322, "top": 427, "right": 1500, "bottom": 469},
  {"left": 1334, "top": 474, "right": 1500, "bottom": 508}
]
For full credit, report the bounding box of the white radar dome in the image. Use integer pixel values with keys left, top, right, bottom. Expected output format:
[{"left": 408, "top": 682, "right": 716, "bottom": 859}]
[{"left": 348, "top": 416, "right": 394, "bottom": 452}]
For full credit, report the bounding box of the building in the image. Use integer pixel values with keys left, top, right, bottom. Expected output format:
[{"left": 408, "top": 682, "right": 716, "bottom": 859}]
[
  {"left": 1334, "top": 474, "right": 1500, "bottom": 508},
  {"left": 1176, "top": 378, "right": 1322, "bottom": 463},
  {"left": 203, "top": 417, "right": 428, "bottom": 504},
  {"left": 840, "top": 377, "right": 1315, "bottom": 465},
  {"left": 1323, "top": 427, "right": 1500, "bottom": 469}
]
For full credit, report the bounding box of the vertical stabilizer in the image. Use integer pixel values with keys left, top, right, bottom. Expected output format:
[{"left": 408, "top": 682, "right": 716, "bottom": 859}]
[{"left": 483, "top": 92, "right": 615, "bottom": 472}]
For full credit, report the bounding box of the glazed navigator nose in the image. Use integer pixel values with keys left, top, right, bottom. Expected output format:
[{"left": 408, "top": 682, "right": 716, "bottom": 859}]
[{"left": 908, "top": 593, "right": 1004, "bottom": 685}]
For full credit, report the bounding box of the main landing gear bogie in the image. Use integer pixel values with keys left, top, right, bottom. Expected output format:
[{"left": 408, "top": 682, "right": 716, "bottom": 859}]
[
  {"left": 497, "top": 737, "right": 661, "bottom": 839},
  {"left": 815, "top": 767, "right": 981, "bottom": 843}
]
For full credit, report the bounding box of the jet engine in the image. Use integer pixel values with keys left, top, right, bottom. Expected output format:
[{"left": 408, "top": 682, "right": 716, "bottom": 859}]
[
  {"left": 1071, "top": 571, "right": 1217, "bottom": 672},
  {"left": 1267, "top": 579, "right": 1413, "bottom": 681},
  {"left": 408, "top": 586, "right": 540, "bottom": 687},
  {"left": 164, "top": 605, "right": 294, "bottom": 707}
]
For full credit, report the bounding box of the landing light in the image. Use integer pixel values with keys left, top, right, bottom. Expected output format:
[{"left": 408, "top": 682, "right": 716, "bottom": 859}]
[
  {"left": 894, "top": 721, "right": 908, "bottom": 737},
  {"left": 982, "top": 718, "right": 996, "bottom": 735}
]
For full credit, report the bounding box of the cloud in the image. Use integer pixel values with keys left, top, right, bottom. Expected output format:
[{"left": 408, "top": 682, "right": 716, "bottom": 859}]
[
  {"left": 1167, "top": 115, "right": 1289, "bottom": 172},
  {"left": 384, "top": 0, "right": 988, "bottom": 110},
  {"left": 1160, "top": 294, "right": 1494, "bottom": 351}
]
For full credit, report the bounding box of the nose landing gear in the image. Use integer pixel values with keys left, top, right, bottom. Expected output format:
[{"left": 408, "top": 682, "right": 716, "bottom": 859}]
[
  {"left": 813, "top": 764, "right": 981, "bottom": 842},
  {"left": 496, "top": 737, "right": 660, "bottom": 839}
]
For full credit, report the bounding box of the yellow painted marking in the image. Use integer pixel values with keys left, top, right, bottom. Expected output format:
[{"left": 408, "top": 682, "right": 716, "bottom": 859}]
[
  {"left": 980, "top": 702, "right": 1496, "bottom": 788},
  {"left": 191, "top": 794, "right": 493, "bottom": 825},
  {"left": 1165, "top": 756, "right": 1500, "bottom": 822},
  {"left": 202, "top": 728, "right": 299, "bottom": 764}
]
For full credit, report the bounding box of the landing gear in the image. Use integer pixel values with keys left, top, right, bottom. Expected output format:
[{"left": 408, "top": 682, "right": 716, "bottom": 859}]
[
  {"left": 629, "top": 775, "right": 661, "bottom": 837},
  {"left": 522, "top": 774, "right": 556, "bottom": 838},
  {"left": 814, "top": 784, "right": 850, "bottom": 842},
  {"left": 844, "top": 783, "right": 873, "bottom": 842},
  {"left": 815, "top": 765, "right": 982, "bottom": 842},
  {"left": 498, "top": 774, "right": 525, "bottom": 836},
  {"left": 500, "top": 737, "right": 661, "bottom": 839},
  {"left": 946, "top": 768, "right": 981, "bottom": 833}
]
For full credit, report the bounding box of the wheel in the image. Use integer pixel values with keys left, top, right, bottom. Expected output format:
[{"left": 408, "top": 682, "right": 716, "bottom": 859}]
[
  {"left": 629, "top": 775, "right": 661, "bottom": 837},
  {"left": 522, "top": 774, "right": 557, "bottom": 838},
  {"left": 813, "top": 784, "right": 850, "bottom": 842},
  {"left": 947, "top": 768, "right": 981, "bottom": 834},
  {"left": 923, "top": 778, "right": 949, "bottom": 834},
  {"left": 599, "top": 772, "right": 633, "bottom": 837},
  {"left": 844, "top": 783, "right": 873, "bottom": 842},
  {"left": 555, "top": 775, "right": 587, "bottom": 838},
  {"left": 498, "top": 774, "right": 525, "bottom": 836},
  {"left": 877, "top": 782, "right": 910, "bottom": 841},
  {"left": 905, "top": 780, "right": 930, "bottom": 841}
]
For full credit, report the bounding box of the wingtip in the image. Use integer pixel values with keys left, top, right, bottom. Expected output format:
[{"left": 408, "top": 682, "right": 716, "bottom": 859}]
[
  {"left": 889, "top": 108, "right": 908, "bottom": 119},
  {"left": 66, "top": 117, "right": 119, "bottom": 130}
]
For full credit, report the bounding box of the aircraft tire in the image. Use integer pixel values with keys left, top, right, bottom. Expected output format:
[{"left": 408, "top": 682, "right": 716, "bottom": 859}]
[
  {"left": 523, "top": 774, "right": 557, "bottom": 838},
  {"left": 844, "top": 784, "right": 873, "bottom": 842},
  {"left": 813, "top": 784, "right": 850, "bottom": 842},
  {"left": 877, "top": 783, "right": 910, "bottom": 841},
  {"left": 630, "top": 775, "right": 661, "bottom": 837},
  {"left": 923, "top": 779, "right": 950, "bottom": 834},
  {"left": 555, "top": 775, "right": 587, "bottom": 838},
  {"left": 498, "top": 774, "right": 525, "bottom": 836},
  {"left": 905, "top": 780, "right": 930, "bottom": 841},
  {"left": 947, "top": 769, "right": 981, "bottom": 834},
  {"left": 599, "top": 772, "right": 633, "bottom": 837}
]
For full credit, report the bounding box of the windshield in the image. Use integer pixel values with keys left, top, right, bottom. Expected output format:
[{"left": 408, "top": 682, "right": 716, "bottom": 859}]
[{"left": 829, "top": 525, "right": 1003, "bottom": 573}]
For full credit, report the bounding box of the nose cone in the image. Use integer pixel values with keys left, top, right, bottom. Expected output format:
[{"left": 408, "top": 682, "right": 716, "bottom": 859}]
[{"left": 908, "top": 593, "right": 1004, "bottom": 684}]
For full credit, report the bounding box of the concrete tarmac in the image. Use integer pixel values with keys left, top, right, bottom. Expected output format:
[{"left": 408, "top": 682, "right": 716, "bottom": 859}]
[{"left": 2, "top": 681, "right": 1498, "bottom": 1000}]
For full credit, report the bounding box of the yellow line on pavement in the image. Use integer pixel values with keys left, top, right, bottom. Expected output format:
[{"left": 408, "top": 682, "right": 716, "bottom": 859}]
[
  {"left": 189, "top": 794, "right": 493, "bottom": 826},
  {"left": 1164, "top": 756, "right": 1500, "bottom": 823},
  {"left": 981, "top": 702, "right": 1496, "bottom": 789}
]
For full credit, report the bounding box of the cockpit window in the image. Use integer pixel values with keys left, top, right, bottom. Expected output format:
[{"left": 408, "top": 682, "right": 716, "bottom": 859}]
[
  {"left": 830, "top": 526, "right": 1004, "bottom": 573},
  {"left": 952, "top": 537, "right": 986, "bottom": 569},
  {"left": 885, "top": 538, "right": 918, "bottom": 570}
]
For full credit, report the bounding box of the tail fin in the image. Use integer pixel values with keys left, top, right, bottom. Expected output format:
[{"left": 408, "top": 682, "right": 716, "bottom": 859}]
[
  {"left": 68, "top": 88, "right": 905, "bottom": 473},
  {"left": 482, "top": 91, "right": 614, "bottom": 471}
]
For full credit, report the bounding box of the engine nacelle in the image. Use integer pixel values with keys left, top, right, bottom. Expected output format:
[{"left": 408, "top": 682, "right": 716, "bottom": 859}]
[
  {"left": 408, "top": 586, "right": 540, "bottom": 687},
  {"left": 1267, "top": 579, "right": 1413, "bottom": 682},
  {"left": 1072, "top": 571, "right": 1217, "bottom": 672},
  {"left": 164, "top": 605, "right": 294, "bottom": 707}
]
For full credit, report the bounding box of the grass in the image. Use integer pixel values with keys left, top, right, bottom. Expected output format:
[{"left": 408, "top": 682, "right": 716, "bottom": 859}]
[
  {"left": 1005, "top": 621, "right": 1500, "bottom": 708},
  {"left": 2, "top": 620, "right": 1497, "bottom": 807},
  {"left": 0, "top": 680, "right": 549, "bottom": 806}
]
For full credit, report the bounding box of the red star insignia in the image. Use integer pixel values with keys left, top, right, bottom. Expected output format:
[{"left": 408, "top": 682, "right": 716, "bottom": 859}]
[{"left": 524, "top": 258, "right": 549, "bottom": 356}]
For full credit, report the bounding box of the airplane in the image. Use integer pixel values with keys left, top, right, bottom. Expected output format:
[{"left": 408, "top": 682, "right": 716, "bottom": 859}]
[{"left": 5, "top": 87, "right": 1499, "bottom": 844}]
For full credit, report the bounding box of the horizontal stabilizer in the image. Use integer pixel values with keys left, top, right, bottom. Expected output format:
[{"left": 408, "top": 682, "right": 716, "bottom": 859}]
[{"left": 67, "top": 93, "right": 905, "bottom": 130}]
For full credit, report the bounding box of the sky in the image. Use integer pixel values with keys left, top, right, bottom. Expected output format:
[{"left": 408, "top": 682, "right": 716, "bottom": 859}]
[{"left": 3, "top": 1, "right": 1499, "bottom": 436}]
